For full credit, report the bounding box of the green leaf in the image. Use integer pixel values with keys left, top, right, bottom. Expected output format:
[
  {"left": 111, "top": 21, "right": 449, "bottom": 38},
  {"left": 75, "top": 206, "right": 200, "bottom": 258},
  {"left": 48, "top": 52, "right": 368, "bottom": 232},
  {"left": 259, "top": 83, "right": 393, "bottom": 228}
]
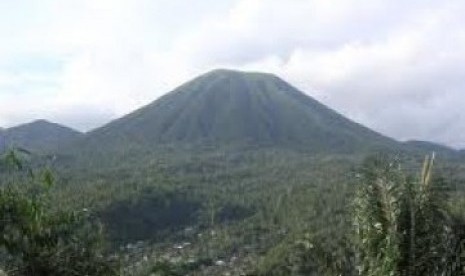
[{"left": 42, "top": 169, "right": 55, "bottom": 189}]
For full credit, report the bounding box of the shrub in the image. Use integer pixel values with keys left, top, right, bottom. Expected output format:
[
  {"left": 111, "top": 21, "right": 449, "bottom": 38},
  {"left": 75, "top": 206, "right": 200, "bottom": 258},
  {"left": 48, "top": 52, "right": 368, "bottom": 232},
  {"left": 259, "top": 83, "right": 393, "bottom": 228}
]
[
  {"left": 0, "top": 150, "right": 119, "bottom": 275},
  {"left": 353, "top": 154, "right": 461, "bottom": 275}
]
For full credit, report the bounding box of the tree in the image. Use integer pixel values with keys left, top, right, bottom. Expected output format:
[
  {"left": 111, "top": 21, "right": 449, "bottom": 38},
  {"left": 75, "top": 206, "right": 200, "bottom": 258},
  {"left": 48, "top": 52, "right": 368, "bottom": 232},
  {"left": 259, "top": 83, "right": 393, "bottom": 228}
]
[{"left": 0, "top": 150, "right": 119, "bottom": 275}]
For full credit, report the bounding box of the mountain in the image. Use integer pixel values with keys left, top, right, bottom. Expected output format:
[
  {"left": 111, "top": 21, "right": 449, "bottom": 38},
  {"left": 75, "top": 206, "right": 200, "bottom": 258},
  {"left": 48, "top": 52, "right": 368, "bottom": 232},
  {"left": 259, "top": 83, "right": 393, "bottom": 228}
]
[
  {"left": 0, "top": 120, "right": 82, "bottom": 152},
  {"left": 404, "top": 140, "right": 462, "bottom": 159},
  {"left": 75, "top": 69, "right": 399, "bottom": 154},
  {"left": 0, "top": 128, "right": 4, "bottom": 151}
]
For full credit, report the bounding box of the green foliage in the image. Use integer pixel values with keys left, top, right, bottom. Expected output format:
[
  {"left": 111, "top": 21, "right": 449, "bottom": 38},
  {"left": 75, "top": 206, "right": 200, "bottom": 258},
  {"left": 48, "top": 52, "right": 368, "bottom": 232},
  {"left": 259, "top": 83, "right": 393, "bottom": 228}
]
[
  {"left": 0, "top": 150, "right": 118, "bottom": 276},
  {"left": 101, "top": 188, "right": 202, "bottom": 243},
  {"left": 3, "top": 70, "right": 465, "bottom": 276},
  {"left": 147, "top": 259, "right": 213, "bottom": 276},
  {"left": 4, "top": 136, "right": 465, "bottom": 275},
  {"left": 353, "top": 154, "right": 460, "bottom": 275},
  {"left": 254, "top": 234, "right": 351, "bottom": 276}
]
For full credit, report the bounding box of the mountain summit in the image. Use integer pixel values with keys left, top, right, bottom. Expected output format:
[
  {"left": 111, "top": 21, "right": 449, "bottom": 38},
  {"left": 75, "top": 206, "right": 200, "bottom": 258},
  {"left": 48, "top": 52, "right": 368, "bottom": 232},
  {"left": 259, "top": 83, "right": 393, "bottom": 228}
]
[
  {"left": 0, "top": 120, "right": 82, "bottom": 152},
  {"left": 80, "top": 69, "right": 397, "bottom": 152}
]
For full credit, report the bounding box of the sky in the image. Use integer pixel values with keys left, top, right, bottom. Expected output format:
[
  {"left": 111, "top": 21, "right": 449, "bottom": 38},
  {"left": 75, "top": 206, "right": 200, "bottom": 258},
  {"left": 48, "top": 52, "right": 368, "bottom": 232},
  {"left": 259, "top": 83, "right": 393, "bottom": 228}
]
[{"left": 1, "top": 0, "right": 465, "bottom": 148}]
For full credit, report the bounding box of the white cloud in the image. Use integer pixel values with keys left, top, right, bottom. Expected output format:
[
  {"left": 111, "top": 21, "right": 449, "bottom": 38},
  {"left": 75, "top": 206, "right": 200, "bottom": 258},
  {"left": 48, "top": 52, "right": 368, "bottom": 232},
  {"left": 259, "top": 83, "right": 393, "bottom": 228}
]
[{"left": 1, "top": 0, "right": 465, "bottom": 147}]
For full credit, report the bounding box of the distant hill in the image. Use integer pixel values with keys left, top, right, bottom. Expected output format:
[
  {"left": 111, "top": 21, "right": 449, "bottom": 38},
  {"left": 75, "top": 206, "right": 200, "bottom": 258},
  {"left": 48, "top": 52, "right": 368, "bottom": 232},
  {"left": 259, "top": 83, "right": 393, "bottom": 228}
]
[
  {"left": 403, "top": 140, "right": 462, "bottom": 159},
  {"left": 0, "top": 120, "right": 82, "bottom": 152},
  {"left": 3, "top": 70, "right": 453, "bottom": 158},
  {"left": 75, "top": 69, "right": 399, "bottom": 154}
]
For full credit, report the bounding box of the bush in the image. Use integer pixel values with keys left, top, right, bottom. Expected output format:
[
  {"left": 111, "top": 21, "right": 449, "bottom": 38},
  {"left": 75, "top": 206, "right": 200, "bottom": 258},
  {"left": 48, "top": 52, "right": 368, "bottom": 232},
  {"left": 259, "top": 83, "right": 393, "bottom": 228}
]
[
  {"left": 353, "top": 154, "right": 462, "bottom": 275},
  {"left": 0, "top": 150, "right": 119, "bottom": 276}
]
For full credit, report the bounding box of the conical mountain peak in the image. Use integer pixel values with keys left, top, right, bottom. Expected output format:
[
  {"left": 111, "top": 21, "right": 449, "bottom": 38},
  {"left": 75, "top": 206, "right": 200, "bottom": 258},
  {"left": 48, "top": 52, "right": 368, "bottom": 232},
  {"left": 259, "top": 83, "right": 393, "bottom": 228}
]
[
  {"left": 80, "top": 69, "right": 397, "bottom": 153},
  {"left": 202, "top": 68, "right": 279, "bottom": 78}
]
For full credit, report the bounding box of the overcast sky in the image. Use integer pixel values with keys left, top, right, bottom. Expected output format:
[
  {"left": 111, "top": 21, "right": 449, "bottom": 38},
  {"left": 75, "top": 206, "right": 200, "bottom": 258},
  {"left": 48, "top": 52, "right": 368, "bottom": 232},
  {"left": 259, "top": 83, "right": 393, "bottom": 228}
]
[{"left": 1, "top": 0, "right": 464, "bottom": 147}]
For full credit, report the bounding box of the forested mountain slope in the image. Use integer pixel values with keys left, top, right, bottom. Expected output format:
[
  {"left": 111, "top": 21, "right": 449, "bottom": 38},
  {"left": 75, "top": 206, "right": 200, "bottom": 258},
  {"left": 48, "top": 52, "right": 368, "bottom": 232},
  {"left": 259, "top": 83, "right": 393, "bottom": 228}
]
[
  {"left": 72, "top": 69, "right": 399, "bottom": 154},
  {"left": 0, "top": 120, "right": 82, "bottom": 152}
]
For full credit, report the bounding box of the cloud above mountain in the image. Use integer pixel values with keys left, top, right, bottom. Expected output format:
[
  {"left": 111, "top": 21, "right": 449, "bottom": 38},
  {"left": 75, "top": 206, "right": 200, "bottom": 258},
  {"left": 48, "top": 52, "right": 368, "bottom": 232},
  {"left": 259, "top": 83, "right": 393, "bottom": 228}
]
[{"left": 1, "top": 0, "right": 464, "bottom": 147}]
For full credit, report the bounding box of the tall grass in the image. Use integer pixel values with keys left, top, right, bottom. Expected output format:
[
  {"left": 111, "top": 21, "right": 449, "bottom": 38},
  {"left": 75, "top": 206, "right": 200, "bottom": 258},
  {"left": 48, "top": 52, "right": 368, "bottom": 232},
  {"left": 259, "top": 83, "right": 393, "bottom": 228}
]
[{"left": 353, "top": 154, "right": 462, "bottom": 275}]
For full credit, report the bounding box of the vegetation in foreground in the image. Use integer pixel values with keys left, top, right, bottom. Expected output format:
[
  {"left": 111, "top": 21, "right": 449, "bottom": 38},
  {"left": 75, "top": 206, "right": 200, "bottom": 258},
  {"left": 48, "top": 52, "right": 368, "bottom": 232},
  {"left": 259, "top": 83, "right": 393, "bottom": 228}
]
[
  {"left": 353, "top": 154, "right": 464, "bottom": 275},
  {"left": 0, "top": 151, "right": 119, "bottom": 276},
  {"left": 1, "top": 149, "right": 465, "bottom": 275}
]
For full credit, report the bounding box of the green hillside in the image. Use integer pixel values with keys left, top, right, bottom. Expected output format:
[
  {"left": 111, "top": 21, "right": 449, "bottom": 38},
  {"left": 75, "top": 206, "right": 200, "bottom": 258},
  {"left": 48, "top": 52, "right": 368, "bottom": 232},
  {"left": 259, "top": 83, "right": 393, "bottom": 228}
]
[
  {"left": 0, "top": 120, "right": 82, "bottom": 152},
  {"left": 2, "top": 70, "right": 465, "bottom": 275},
  {"left": 75, "top": 69, "right": 398, "bottom": 154},
  {"left": 404, "top": 140, "right": 459, "bottom": 156}
]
